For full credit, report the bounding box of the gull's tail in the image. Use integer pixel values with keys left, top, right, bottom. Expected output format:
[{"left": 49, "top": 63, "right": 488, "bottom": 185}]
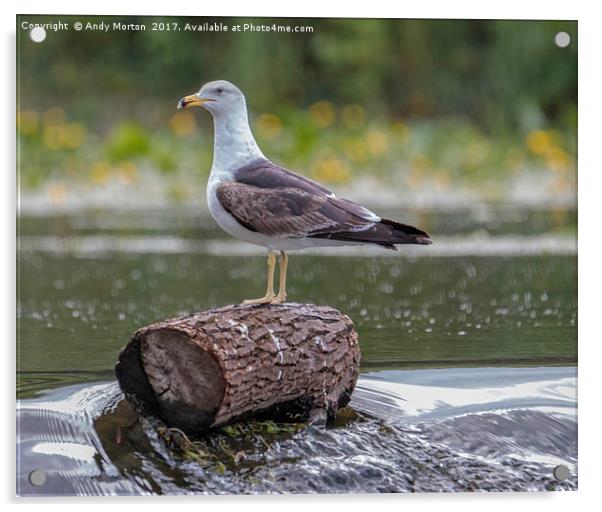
[{"left": 312, "top": 218, "right": 432, "bottom": 250}]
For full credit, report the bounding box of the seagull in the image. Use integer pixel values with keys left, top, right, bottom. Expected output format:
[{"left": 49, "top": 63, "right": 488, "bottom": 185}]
[{"left": 178, "top": 80, "right": 432, "bottom": 305}]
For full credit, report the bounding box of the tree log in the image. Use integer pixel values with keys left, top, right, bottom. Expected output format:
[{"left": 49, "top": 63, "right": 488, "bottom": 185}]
[{"left": 115, "top": 303, "right": 361, "bottom": 433}]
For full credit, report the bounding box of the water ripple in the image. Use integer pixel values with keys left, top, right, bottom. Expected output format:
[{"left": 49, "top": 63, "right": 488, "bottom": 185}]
[{"left": 17, "top": 367, "right": 577, "bottom": 495}]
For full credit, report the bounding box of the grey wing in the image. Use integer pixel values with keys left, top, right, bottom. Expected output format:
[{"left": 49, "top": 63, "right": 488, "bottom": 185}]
[
  {"left": 233, "top": 158, "right": 381, "bottom": 222},
  {"left": 219, "top": 158, "right": 432, "bottom": 248},
  {"left": 216, "top": 181, "right": 376, "bottom": 238}
]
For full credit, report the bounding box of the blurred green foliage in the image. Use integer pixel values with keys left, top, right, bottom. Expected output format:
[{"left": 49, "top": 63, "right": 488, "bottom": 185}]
[
  {"left": 105, "top": 122, "right": 151, "bottom": 163},
  {"left": 17, "top": 16, "right": 576, "bottom": 196}
]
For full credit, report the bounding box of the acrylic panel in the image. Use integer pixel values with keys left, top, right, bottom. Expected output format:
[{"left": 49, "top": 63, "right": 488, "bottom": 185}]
[{"left": 16, "top": 15, "right": 577, "bottom": 496}]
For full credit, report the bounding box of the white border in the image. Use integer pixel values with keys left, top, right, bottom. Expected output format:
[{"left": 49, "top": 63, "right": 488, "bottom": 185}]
[
  {"left": 1, "top": 0, "right": 583, "bottom": 19},
  {"left": 3, "top": 1, "right": 599, "bottom": 510}
]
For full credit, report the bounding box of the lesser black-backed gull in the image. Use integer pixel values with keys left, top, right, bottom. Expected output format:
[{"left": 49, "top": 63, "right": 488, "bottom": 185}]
[{"left": 178, "top": 80, "right": 431, "bottom": 304}]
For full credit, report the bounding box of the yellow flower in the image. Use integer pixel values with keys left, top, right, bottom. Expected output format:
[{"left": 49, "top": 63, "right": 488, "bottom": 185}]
[
  {"left": 341, "top": 105, "right": 365, "bottom": 129},
  {"left": 169, "top": 111, "right": 197, "bottom": 137},
  {"left": 366, "top": 128, "right": 389, "bottom": 156},
  {"left": 18, "top": 110, "right": 38, "bottom": 136},
  {"left": 546, "top": 146, "right": 570, "bottom": 172},
  {"left": 42, "top": 125, "right": 62, "bottom": 150},
  {"left": 42, "top": 123, "right": 86, "bottom": 150},
  {"left": 309, "top": 101, "right": 336, "bottom": 128},
  {"left": 256, "top": 113, "right": 282, "bottom": 139},
  {"left": 526, "top": 130, "right": 552, "bottom": 155},
  {"left": 90, "top": 161, "right": 112, "bottom": 184},
  {"left": 310, "top": 157, "right": 350, "bottom": 183}
]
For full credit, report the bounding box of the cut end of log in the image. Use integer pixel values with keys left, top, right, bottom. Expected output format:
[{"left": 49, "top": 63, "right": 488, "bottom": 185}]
[
  {"left": 115, "top": 303, "right": 361, "bottom": 433},
  {"left": 142, "top": 329, "right": 225, "bottom": 430}
]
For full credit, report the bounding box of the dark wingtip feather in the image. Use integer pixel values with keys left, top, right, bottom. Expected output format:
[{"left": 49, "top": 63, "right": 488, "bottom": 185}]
[
  {"left": 380, "top": 218, "right": 432, "bottom": 246},
  {"left": 310, "top": 218, "right": 432, "bottom": 248}
]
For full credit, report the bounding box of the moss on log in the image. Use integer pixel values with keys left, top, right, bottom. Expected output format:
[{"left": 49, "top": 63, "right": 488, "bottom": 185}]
[{"left": 115, "top": 303, "right": 361, "bottom": 433}]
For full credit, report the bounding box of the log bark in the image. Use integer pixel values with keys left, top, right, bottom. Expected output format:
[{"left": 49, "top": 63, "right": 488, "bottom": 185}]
[{"left": 115, "top": 303, "right": 361, "bottom": 433}]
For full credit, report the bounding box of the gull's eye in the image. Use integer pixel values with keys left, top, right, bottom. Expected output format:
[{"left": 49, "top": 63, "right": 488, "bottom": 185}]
[{"left": 216, "top": 87, "right": 224, "bottom": 95}]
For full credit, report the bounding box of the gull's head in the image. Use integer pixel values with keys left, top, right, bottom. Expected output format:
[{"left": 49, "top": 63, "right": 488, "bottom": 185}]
[{"left": 177, "top": 80, "right": 246, "bottom": 119}]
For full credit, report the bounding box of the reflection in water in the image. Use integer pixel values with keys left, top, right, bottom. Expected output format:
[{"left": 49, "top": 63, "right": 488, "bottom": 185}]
[{"left": 17, "top": 367, "right": 577, "bottom": 496}]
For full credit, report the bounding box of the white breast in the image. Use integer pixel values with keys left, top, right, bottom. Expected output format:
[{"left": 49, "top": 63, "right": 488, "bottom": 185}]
[{"left": 205, "top": 172, "right": 272, "bottom": 245}]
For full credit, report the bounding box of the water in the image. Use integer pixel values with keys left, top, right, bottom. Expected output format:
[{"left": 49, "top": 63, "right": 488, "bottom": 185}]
[
  {"left": 17, "top": 367, "right": 577, "bottom": 495},
  {"left": 16, "top": 204, "right": 577, "bottom": 494}
]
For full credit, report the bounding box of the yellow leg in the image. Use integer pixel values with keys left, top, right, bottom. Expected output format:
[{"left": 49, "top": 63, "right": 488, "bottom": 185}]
[
  {"left": 272, "top": 251, "right": 288, "bottom": 304},
  {"left": 243, "top": 252, "right": 276, "bottom": 304}
]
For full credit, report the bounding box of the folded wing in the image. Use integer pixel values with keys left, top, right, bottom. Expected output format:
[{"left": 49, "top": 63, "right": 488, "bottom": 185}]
[{"left": 216, "top": 158, "right": 431, "bottom": 249}]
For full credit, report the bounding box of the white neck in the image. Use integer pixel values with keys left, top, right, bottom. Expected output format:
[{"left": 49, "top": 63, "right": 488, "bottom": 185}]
[{"left": 210, "top": 108, "right": 264, "bottom": 173}]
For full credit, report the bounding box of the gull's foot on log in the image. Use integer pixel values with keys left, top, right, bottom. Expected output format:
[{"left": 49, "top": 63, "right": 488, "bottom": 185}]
[
  {"left": 242, "top": 291, "right": 286, "bottom": 305},
  {"left": 270, "top": 293, "right": 287, "bottom": 305},
  {"left": 242, "top": 293, "right": 275, "bottom": 305}
]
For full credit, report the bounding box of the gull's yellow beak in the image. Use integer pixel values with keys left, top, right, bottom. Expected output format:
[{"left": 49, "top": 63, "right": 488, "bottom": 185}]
[{"left": 177, "top": 94, "right": 212, "bottom": 109}]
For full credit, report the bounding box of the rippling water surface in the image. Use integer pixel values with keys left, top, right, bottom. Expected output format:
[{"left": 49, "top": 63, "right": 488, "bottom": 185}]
[
  {"left": 17, "top": 205, "right": 577, "bottom": 495},
  {"left": 17, "top": 367, "right": 577, "bottom": 495}
]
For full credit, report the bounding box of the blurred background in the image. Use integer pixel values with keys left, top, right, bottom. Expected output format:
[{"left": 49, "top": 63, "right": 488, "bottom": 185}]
[{"left": 17, "top": 16, "right": 576, "bottom": 209}]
